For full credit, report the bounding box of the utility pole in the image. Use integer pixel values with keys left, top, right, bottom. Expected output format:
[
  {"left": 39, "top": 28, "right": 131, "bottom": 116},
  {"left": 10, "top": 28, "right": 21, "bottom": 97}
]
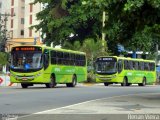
[
  {"left": 102, "top": 11, "right": 106, "bottom": 52},
  {"left": 0, "top": 13, "right": 14, "bottom": 52}
]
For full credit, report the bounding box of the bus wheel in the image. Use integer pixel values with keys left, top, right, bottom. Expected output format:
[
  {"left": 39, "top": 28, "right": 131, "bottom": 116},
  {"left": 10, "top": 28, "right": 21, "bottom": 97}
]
[
  {"left": 104, "top": 82, "right": 109, "bottom": 86},
  {"left": 128, "top": 83, "right": 132, "bottom": 86},
  {"left": 138, "top": 77, "right": 146, "bottom": 86},
  {"left": 121, "top": 77, "right": 128, "bottom": 86},
  {"left": 21, "top": 83, "right": 28, "bottom": 88},
  {"left": 46, "top": 75, "right": 56, "bottom": 88},
  {"left": 66, "top": 75, "right": 77, "bottom": 87}
]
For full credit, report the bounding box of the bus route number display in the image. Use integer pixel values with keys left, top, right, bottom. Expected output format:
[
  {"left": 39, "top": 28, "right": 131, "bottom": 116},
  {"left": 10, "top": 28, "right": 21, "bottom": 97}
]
[
  {"left": 12, "top": 46, "right": 42, "bottom": 51},
  {"left": 15, "top": 47, "right": 35, "bottom": 51},
  {"left": 97, "top": 57, "right": 116, "bottom": 61}
]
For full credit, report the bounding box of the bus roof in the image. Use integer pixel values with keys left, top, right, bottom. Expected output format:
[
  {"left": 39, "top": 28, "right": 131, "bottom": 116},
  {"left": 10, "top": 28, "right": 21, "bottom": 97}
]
[
  {"left": 11, "top": 45, "right": 86, "bottom": 55},
  {"left": 97, "top": 56, "right": 155, "bottom": 63}
]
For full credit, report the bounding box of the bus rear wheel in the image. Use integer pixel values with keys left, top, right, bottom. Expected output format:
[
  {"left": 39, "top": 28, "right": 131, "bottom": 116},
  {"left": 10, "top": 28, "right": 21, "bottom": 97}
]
[
  {"left": 21, "top": 83, "right": 28, "bottom": 88},
  {"left": 104, "top": 82, "right": 109, "bottom": 86},
  {"left": 121, "top": 77, "right": 128, "bottom": 86},
  {"left": 138, "top": 77, "right": 146, "bottom": 86},
  {"left": 66, "top": 75, "right": 77, "bottom": 87},
  {"left": 46, "top": 75, "right": 56, "bottom": 88}
]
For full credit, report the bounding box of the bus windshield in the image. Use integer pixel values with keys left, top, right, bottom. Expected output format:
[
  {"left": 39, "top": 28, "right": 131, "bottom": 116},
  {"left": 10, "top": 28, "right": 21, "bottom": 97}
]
[
  {"left": 11, "top": 51, "right": 43, "bottom": 72},
  {"left": 95, "top": 61, "right": 117, "bottom": 74}
]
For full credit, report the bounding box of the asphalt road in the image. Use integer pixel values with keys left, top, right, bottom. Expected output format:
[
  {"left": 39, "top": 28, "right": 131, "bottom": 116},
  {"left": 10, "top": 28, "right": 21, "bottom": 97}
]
[{"left": 0, "top": 84, "right": 160, "bottom": 115}]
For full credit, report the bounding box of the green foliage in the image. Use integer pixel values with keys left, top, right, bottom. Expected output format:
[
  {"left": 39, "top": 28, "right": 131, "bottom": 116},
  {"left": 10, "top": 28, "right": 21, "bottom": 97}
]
[
  {"left": 0, "top": 52, "right": 9, "bottom": 65},
  {"left": 81, "top": 38, "right": 108, "bottom": 61},
  {"left": 33, "top": 0, "right": 160, "bottom": 55},
  {"left": 33, "top": 0, "right": 103, "bottom": 45},
  {"left": 105, "top": 0, "right": 160, "bottom": 54},
  {"left": 63, "top": 40, "right": 81, "bottom": 50}
]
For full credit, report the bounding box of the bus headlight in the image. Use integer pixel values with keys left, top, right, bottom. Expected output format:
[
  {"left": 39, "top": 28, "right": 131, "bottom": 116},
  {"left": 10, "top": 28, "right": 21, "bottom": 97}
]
[
  {"left": 112, "top": 75, "right": 117, "bottom": 78},
  {"left": 35, "top": 72, "right": 42, "bottom": 77}
]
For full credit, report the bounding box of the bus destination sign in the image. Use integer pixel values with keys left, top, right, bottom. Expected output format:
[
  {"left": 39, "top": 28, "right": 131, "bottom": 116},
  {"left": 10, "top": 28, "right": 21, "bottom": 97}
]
[
  {"left": 97, "top": 57, "right": 116, "bottom": 62},
  {"left": 12, "top": 46, "right": 42, "bottom": 51},
  {"left": 15, "top": 47, "right": 35, "bottom": 51}
]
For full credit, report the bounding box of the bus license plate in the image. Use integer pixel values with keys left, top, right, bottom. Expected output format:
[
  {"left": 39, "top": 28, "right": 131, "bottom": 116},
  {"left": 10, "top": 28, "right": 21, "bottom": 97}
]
[{"left": 22, "top": 78, "right": 27, "bottom": 80}]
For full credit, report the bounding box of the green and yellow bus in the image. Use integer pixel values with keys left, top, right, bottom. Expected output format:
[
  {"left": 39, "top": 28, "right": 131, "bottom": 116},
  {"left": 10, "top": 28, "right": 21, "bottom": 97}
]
[
  {"left": 95, "top": 56, "right": 156, "bottom": 86},
  {"left": 10, "top": 45, "right": 87, "bottom": 88}
]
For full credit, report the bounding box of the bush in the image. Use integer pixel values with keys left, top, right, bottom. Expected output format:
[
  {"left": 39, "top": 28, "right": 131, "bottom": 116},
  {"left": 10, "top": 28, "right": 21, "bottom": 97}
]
[{"left": 87, "top": 71, "right": 96, "bottom": 83}]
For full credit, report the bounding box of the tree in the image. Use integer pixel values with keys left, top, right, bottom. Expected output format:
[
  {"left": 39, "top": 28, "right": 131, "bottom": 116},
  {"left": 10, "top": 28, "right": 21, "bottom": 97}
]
[
  {"left": 81, "top": 38, "right": 108, "bottom": 63},
  {"left": 0, "top": 52, "right": 8, "bottom": 65},
  {"left": 105, "top": 0, "right": 160, "bottom": 54},
  {"left": 33, "top": 0, "right": 104, "bottom": 45},
  {"left": 33, "top": 0, "right": 160, "bottom": 56},
  {"left": 63, "top": 40, "right": 81, "bottom": 50}
]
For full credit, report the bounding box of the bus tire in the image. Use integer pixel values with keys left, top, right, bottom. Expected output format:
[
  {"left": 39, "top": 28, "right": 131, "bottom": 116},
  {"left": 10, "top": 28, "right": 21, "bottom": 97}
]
[
  {"left": 128, "top": 83, "right": 132, "bottom": 86},
  {"left": 66, "top": 75, "right": 77, "bottom": 87},
  {"left": 21, "top": 83, "right": 28, "bottom": 88},
  {"left": 121, "top": 77, "right": 128, "bottom": 86},
  {"left": 138, "top": 77, "right": 146, "bottom": 86},
  {"left": 104, "top": 82, "right": 109, "bottom": 86},
  {"left": 46, "top": 75, "right": 56, "bottom": 88}
]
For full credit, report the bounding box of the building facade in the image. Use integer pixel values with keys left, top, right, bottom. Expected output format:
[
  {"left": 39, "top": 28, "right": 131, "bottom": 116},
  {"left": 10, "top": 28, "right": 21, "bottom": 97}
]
[{"left": 0, "top": 0, "right": 43, "bottom": 51}]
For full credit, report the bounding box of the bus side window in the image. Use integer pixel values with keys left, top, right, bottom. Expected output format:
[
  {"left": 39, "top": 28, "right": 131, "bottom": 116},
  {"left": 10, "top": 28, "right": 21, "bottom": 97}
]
[
  {"left": 124, "top": 60, "right": 128, "bottom": 70},
  {"left": 51, "top": 50, "right": 56, "bottom": 64},
  {"left": 44, "top": 49, "right": 49, "bottom": 69},
  {"left": 139, "top": 62, "right": 144, "bottom": 70},
  {"left": 135, "top": 62, "right": 138, "bottom": 70},
  {"left": 82, "top": 55, "right": 86, "bottom": 66},
  {"left": 129, "top": 61, "right": 133, "bottom": 70},
  {"left": 132, "top": 61, "right": 135, "bottom": 70},
  {"left": 118, "top": 60, "right": 123, "bottom": 73},
  {"left": 70, "top": 53, "right": 75, "bottom": 65},
  {"left": 144, "top": 62, "right": 149, "bottom": 71},
  {"left": 75, "top": 54, "right": 80, "bottom": 66},
  {"left": 138, "top": 62, "right": 141, "bottom": 70},
  {"left": 57, "top": 52, "right": 63, "bottom": 64},
  {"left": 150, "top": 63, "right": 155, "bottom": 71}
]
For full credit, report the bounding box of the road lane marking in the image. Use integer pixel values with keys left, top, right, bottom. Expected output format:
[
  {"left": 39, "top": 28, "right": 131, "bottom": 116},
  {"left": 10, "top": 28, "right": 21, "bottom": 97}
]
[
  {"left": 34, "top": 92, "right": 160, "bottom": 114},
  {"left": 18, "top": 92, "right": 160, "bottom": 118}
]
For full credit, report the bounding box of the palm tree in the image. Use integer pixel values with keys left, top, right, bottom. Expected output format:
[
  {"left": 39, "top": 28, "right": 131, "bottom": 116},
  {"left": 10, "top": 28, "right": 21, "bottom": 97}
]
[{"left": 81, "top": 38, "right": 108, "bottom": 64}]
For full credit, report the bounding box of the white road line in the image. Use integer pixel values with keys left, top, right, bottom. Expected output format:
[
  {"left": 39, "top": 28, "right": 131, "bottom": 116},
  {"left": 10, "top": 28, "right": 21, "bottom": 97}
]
[
  {"left": 18, "top": 92, "right": 160, "bottom": 120},
  {"left": 34, "top": 92, "right": 160, "bottom": 114}
]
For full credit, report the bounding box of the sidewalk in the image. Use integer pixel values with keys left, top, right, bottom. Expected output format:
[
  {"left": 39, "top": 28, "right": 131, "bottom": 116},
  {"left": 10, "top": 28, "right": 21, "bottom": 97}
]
[
  {"left": 40, "top": 93, "right": 160, "bottom": 114},
  {"left": 18, "top": 93, "right": 160, "bottom": 120}
]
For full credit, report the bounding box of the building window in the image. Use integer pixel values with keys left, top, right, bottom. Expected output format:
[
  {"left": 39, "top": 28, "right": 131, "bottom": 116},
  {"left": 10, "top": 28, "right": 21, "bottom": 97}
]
[
  {"left": 29, "top": 15, "right": 32, "bottom": 24},
  {"left": 21, "top": 18, "right": 24, "bottom": 24},
  {"left": 11, "top": 8, "right": 14, "bottom": 17},
  {"left": 20, "top": 30, "right": 24, "bottom": 36},
  {"left": 29, "top": 29, "right": 32, "bottom": 37},
  {"left": 11, "top": 19, "right": 13, "bottom": 28},
  {"left": 11, "top": 0, "right": 14, "bottom": 6},
  {"left": 21, "top": 6, "right": 25, "bottom": 12},
  {"left": 10, "top": 30, "right": 13, "bottom": 38},
  {"left": 0, "top": 2, "right": 2, "bottom": 9},
  {"left": 30, "top": 4, "right": 33, "bottom": 12}
]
